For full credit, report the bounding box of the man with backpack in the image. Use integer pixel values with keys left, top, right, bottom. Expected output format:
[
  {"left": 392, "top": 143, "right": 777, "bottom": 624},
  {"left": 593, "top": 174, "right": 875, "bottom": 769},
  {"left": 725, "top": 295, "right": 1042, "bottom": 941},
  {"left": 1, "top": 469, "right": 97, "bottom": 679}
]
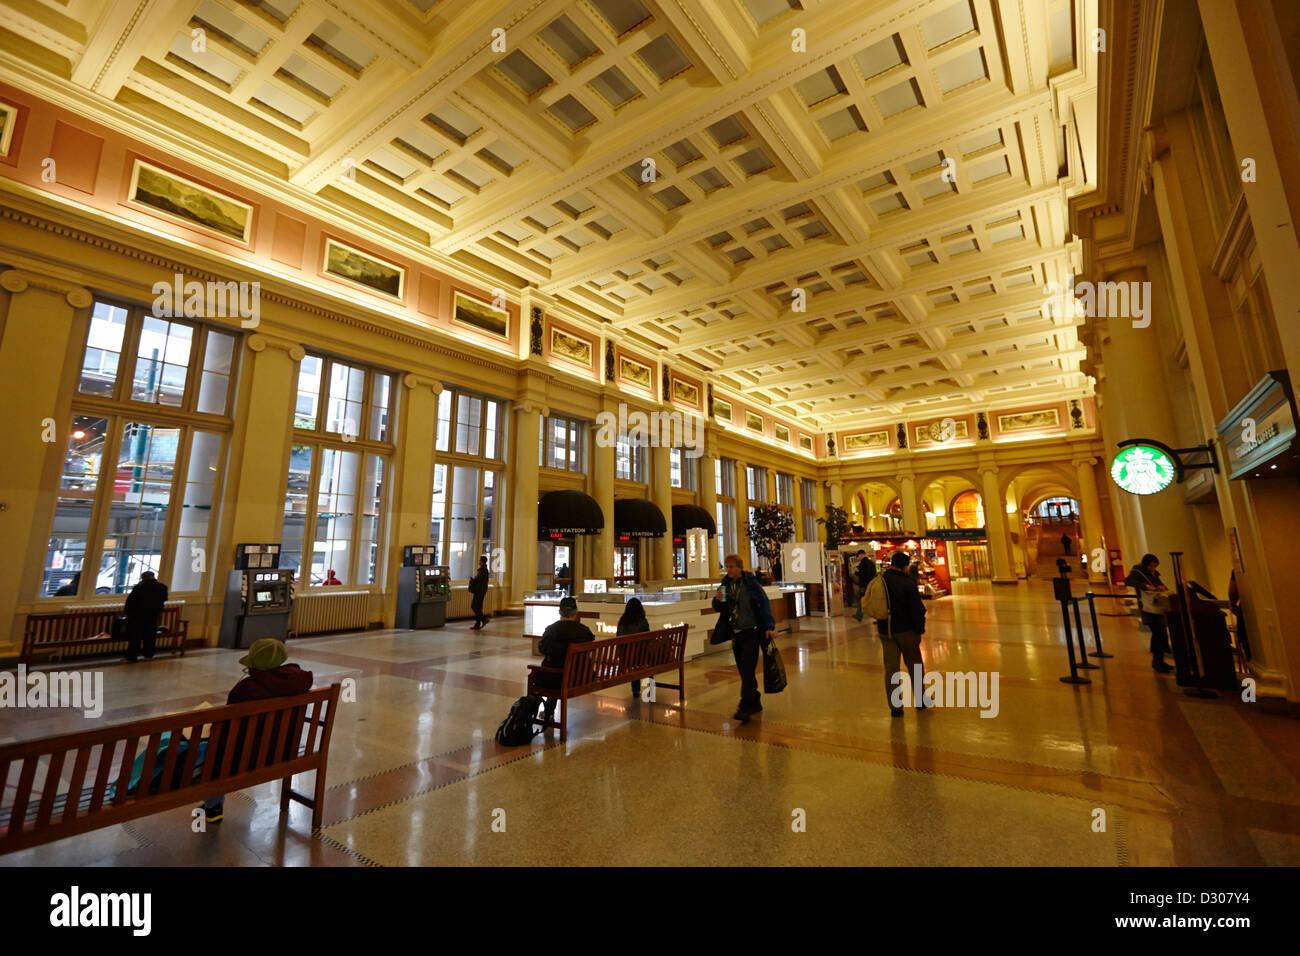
[
  {"left": 863, "top": 551, "right": 928, "bottom": 717},
  {"left": 852, "top": 550, "right": 876, "bottom": 622}
]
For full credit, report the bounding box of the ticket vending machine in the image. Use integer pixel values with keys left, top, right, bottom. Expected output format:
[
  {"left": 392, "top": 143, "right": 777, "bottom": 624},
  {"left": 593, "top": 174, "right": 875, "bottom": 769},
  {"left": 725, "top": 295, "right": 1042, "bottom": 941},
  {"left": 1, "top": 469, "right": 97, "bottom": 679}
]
[
  {"left": 219, "top": 543, "right": 295, "bottom": 649},
  {"left": 395, "top": 545, "right": 450, "bottom": 629}
]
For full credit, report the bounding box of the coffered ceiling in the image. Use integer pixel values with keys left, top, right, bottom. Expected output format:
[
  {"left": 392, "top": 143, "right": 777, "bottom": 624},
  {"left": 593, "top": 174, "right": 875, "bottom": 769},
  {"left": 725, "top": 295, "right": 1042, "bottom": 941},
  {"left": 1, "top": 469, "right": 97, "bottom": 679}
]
[{"left": 0, "top": 0, "right": 1099, "bottom": 431}]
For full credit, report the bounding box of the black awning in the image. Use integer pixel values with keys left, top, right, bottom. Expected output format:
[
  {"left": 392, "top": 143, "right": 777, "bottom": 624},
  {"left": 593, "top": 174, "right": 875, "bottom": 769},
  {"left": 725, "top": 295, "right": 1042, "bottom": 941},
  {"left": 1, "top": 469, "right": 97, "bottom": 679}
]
[
  {"left": 672, "top": 503, "right": 716, "bottom": 537},
  {"left": 614, "top": 498, "right": 667, "bottom": 538},
  {"left": 538, "top": 490, "right": 604, "bottom": 537}
]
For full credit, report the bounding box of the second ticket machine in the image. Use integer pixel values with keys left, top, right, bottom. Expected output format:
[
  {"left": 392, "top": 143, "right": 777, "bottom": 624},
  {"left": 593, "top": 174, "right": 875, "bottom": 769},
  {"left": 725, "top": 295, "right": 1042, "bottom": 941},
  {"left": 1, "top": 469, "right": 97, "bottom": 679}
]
[
  {"left": 395, "top": 545, "right": 450, "bottom": 629},
  {"left": 219, "top": 542, "right": 295, "bottom": 648}
]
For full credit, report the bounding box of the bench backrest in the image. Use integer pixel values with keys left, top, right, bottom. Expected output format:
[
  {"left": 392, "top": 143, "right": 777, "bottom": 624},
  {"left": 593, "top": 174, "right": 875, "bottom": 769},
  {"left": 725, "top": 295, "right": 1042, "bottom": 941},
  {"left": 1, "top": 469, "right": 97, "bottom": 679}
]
[
  {"left": 24, "top": 603, "right": 186, "bottom": 647},
  {"left": 560, "top": 625, "right": 688, "bottom": 694},
  {"left": 0, "top": 683, "right": 340, "bottom": 854}
]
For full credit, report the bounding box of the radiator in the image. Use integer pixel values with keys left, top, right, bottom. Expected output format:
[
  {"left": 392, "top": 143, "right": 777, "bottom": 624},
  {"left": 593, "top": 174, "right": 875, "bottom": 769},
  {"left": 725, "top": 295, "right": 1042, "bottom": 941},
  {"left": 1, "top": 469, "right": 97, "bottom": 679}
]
[
  {"left": 445, "top": 587, "right": 498, "bottom": 619},
  {"left": 290, "top": 590, "right": 371, "bottom": 636}
]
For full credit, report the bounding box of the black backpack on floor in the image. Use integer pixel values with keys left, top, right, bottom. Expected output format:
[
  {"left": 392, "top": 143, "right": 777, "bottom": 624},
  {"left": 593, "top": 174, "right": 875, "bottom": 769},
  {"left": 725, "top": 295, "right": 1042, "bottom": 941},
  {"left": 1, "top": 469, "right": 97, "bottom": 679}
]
[{"left": 495, "top": 694, "right": 544, "bottom": 746}]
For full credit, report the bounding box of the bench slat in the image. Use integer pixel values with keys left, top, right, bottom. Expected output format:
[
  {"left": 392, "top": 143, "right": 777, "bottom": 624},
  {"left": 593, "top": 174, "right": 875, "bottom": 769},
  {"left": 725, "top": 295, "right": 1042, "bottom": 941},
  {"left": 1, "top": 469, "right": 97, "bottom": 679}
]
[{"left": 62, "top": 747, "right": 91, "bottom": 824}]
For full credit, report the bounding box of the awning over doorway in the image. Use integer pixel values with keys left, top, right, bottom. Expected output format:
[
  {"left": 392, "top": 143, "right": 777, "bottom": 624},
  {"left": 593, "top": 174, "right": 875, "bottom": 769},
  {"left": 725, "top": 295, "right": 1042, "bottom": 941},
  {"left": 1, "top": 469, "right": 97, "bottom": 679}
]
[
  {"left": 614, "top": 498, "right": 667, "bottom": 538},
  {"left": 671, "top": 503, "right": 716, "bottom": 537},
  {"left": 538, "top": 490, "right": 604, "bottom": 537}
]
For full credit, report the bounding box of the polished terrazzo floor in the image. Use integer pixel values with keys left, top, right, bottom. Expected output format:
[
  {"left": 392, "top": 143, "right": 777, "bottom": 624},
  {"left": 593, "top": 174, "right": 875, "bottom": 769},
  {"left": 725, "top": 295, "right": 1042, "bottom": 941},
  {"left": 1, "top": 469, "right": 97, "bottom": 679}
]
[{"left": 3, "top": 579, "right": 1298, "bottom": 866}]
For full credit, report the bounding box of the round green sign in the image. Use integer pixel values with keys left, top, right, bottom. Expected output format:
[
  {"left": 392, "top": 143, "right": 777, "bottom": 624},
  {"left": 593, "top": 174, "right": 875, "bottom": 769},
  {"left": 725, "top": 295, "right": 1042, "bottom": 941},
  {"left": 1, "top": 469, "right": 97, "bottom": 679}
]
[{"left": 1111, "top": 445, "right": 1177, "bottom": 495}]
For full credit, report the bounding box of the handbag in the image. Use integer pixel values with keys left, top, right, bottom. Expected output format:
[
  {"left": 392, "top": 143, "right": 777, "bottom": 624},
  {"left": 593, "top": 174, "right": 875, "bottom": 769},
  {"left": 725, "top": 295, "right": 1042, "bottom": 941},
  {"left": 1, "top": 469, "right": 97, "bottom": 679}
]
[
  {"left": 762, "top": 636, "right": 788, "bottom": 694},
  {"left": 1136, "top": 569, "right": 1171, "bottom": 614}
]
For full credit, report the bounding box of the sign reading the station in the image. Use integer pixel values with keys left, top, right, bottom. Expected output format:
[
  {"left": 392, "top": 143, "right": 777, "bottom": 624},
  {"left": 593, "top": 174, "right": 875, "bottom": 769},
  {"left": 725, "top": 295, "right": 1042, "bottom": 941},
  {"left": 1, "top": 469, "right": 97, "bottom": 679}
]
[{"left": 1110, "top": 444, "right": 1177, "bottom": 495}]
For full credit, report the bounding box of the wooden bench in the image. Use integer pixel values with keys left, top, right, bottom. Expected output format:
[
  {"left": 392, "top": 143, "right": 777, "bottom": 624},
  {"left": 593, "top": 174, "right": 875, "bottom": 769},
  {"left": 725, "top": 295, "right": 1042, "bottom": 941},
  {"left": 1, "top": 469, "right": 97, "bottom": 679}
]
[
  {"left": 0, "top": 683, "right": 341, "bottom": 855},
  {"left": 527, "top": 625, "right": 687, "bottom": 741},
  {"left": 22, "top": 603, "right": 188, "bottom": 664}
]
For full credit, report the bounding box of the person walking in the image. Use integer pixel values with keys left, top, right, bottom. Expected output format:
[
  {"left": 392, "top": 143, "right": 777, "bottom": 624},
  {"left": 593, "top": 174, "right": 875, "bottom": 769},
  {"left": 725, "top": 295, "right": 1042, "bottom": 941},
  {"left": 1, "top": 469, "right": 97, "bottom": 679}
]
[
  {"left": 1061, "top": 532, "right": 1073, "bottom": 555},
  {"left": 124, "top": 570, "right": 168, "bottom": 662},
  {"left": 853, "top": 550, "right": 876, "bottom": 622},
  {"left": 1126, "top": 553, "right": 1172, "bottom": 672},
  {"left": 711, "top": 554, "right": 775, "bottom": 724},
  {"left": 468, "top": 556, "right": 490, "bottom": 629},
  {"left": 323, "top": 569, "right": 343, "bottom": 585},
  {"left": 617, "top": 597, "right": 650, "bottom": 696},
  {"left": 873, "top": 551, "right": 928, "bottom": 717}
]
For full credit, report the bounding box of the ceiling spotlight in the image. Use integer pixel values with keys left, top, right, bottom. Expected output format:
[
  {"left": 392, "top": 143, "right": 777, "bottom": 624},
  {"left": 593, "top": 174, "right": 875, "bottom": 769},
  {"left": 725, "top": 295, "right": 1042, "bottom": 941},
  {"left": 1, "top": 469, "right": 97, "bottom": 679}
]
[{"left": 72, "top": 430, "right": 86, "bottom": 440}]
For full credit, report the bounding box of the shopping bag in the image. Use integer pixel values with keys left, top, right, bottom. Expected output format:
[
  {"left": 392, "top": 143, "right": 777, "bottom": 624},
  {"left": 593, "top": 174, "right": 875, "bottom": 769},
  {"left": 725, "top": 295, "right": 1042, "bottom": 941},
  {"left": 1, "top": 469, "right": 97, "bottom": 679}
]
[{"left": 763, "top": 637, "right": 788, "bottom": 694}]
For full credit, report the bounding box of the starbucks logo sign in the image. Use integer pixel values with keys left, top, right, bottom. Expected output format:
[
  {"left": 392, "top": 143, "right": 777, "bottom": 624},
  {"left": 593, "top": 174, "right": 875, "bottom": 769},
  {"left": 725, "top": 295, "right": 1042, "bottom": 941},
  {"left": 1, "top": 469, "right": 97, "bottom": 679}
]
[{"left": 1110, "top": 445, "right": 1177, "bottom": 495}]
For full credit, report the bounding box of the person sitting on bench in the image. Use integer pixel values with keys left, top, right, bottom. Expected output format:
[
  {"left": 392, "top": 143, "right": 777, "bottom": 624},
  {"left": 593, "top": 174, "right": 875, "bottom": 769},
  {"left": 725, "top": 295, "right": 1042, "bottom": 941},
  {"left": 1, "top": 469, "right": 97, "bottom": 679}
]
[
  {"left": 201, "top": 639, "right": 313, "bottom": 824},
  {"left": 536, "top": 597, "right": 594, "bottom": 725}
]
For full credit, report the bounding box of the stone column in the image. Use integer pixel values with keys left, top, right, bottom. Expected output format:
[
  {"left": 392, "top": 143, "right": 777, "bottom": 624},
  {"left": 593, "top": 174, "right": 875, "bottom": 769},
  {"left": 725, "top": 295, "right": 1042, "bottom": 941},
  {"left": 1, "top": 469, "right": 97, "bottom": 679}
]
[
  {"left": 508, "top": 401, "right": 545, "bottom": 606},
  {"left": 1074, "top": 456, "right": 1108, "bottom": 584},
  {"left": 898, "top": 474, "right": 918, "bottom": 536},
  {"left": 229, "top": 334, "right": 305, "bottom": 547},
  {"left": 382, "top": 374, "right": 441, "bottom": 624},
  {"left": 980, "top": 468, "right": 1015, "bottom": 583},
  {"left": 697, "top": 436, "right": 718, "bottom": 572},
  {"left": 734, "top": 459, "right": 750, "bottom": 567},
  {"left": 650, "top": 443, "right": 673, "bottom": 580},
  {"left": 0, "top": 272, "right": 93, "bottom": 648},
  {"left": 590, "top": 415, "right": 615, "bottom": 584}
]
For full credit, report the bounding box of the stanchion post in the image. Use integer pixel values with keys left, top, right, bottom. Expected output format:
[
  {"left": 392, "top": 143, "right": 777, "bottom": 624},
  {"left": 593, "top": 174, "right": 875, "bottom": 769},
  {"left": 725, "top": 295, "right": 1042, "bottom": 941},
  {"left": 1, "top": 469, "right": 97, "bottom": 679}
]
[
  {"left": 1085, "top": 592, "right": 1113, "bottom": 658},
  {"left": 1072, "top": 597, "right": 1099, "bottom": 669},
  {"left": 1054, "top": 578, "right": 1090, "bottom": 685}
]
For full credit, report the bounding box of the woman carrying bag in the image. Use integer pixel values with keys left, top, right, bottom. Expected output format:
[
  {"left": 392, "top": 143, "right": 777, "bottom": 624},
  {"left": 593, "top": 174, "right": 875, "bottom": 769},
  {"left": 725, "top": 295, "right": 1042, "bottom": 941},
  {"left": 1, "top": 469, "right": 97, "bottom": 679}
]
[{"left": 1126, "top": 552, "right": 1172, "bottom": 673}]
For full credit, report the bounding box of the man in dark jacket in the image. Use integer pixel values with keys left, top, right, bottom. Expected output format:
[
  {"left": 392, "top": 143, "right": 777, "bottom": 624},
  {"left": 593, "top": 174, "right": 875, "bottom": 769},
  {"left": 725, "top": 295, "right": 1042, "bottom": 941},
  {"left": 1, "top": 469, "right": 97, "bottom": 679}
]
[
  {"left": 124, "top": 570, "right": 168, "bottom": 662},
  {"left": 537, "top": 597, "right": 595, "bottom": 723},
  {"left": 876, "top": 551, "right": 928, "bottom": 716},
  {"left": 853, "top": 550, "right": 876, "bottom": 622},
  {"left": 202, "top": 638, "right": 313, "bottom": 823},
  {"left": 711, "top": 554, "right": 776, "bottom": 723},
  {"left": 468, "top": 556, "right": 490, "bottom": 629},
  {"left": 1125, "top": 553, "right": 1171, "bottom": 672}
]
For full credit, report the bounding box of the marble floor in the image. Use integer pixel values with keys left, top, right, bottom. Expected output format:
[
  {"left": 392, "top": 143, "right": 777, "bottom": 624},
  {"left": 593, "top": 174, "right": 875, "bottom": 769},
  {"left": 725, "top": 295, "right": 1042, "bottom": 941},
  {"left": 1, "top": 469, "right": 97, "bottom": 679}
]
[{"left": 3, "top": 579, "right": 1299, "bottom": 866}]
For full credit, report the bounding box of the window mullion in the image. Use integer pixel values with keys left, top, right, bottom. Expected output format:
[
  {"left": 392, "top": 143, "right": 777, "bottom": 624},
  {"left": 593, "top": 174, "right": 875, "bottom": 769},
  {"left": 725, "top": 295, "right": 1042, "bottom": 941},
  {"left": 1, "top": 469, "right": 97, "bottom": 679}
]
[
  {"left": 117, "top": 308, "right": 145, "bottom": 405},
  {"left": 155, "top": 423, "right": 190, "bottom": 587},
  {"left": 81, "top": 414, "right": 125, "bottom": 599}
]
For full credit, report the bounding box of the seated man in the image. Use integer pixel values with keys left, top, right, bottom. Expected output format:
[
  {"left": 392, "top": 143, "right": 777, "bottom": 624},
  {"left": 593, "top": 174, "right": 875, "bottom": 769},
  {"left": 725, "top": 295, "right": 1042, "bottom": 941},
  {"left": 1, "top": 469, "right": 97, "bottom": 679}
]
[
  {"left": 200, "top": 638, "right": 313, "bottom": 824},
  {"left": 536, "top": 597, "right": 594, "bottom": 724}
]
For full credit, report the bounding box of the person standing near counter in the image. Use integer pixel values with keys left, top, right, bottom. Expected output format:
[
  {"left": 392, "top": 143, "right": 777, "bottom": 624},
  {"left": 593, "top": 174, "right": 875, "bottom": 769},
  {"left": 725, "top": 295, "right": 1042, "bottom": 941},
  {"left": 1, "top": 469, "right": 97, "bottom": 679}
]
[{"left": 712, "top": 554, "right": 775, "bottom": 724}]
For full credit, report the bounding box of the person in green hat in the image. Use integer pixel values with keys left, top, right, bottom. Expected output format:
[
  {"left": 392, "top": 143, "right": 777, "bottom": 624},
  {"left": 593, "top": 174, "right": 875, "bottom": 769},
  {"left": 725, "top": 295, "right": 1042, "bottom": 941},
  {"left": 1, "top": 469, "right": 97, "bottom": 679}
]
[{"left": 201, "top": 639, "right": 313, "bottom": 824}]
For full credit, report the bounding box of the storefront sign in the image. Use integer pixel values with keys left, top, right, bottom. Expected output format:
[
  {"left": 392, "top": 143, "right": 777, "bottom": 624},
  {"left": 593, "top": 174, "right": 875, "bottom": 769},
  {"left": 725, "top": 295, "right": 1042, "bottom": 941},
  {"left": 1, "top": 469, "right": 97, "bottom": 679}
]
[
  {"left": 1216, "top": 370, "right": 1298, "bottom": 480},
  {"left": 1110, "top": 444, "right": 1176, "bottom": 495},
  {"left": 926, "top": 528, "right": 988, "bottom": 541}
]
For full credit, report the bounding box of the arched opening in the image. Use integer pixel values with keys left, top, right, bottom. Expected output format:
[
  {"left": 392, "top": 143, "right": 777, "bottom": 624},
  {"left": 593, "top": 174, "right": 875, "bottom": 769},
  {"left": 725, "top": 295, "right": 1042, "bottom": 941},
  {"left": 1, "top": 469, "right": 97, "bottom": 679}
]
[{"left": 949, "top": 490, "right": 984, "bottom": 529}]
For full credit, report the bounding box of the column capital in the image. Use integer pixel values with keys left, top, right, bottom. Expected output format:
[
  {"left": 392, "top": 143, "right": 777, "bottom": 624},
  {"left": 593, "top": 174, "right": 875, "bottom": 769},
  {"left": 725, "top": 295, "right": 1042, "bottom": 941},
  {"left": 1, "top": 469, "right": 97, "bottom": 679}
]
[
  {"left": 401, "top": 373, "right": 443, "bottom": 395},
  {"left": 247, "top": 333, "right": 305, "bottom": 361},
  {"left": 515, "top": 399, "right": 549, "bottom": 416},
  {"left": 895, "top": 473, "right": 915, "bottom": 485},
  {"left": 1072, "top": 457, "right": 1099, "bottom": 469},
  {"left": 0, "top": 268, "right": 93, "bottom": 307}
]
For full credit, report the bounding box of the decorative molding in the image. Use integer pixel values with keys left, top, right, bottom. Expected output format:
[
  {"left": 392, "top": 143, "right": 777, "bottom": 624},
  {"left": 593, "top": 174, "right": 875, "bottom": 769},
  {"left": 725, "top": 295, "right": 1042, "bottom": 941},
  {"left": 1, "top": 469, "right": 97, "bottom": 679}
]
[
  {"left": 402, "top": 373, "right": 443, "bottom": 395},
  {"left": 247, "top": 333, "right": 306, "bottom": 361},
  {"left": 0, "top": 267, "right": 92, "bottom": 307}
]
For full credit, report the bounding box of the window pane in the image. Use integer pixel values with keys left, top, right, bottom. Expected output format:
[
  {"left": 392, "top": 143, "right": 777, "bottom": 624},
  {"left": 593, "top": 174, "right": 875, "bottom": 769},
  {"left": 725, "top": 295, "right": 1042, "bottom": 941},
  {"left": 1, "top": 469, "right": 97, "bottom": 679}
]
[
  {"left": 436, "top": 390, "right": 451, "bottom": 452},
  {"left": 313, "top": 448, "right": 359, "bottom": 585},
  {"left": 430, "top": 462, "right": 447, "bottom": 555},
  {"left": 485, "top": 401, "right": 498, "bottom": 459},
  {"left": 79, "top": 302, "right": 127, "bottom": 396},
  {"left": 197, "top": 330, "right": 235, "bottom": 415},
  {"left": 295, "top": 356, "right": 322, "bottom": 429},
  {"left": 282, "top": 444, "right": 313, "bottom": 580},
  {"left": 448, "top": 465, "right": 480, "bottom": 580},
  {"left": 100, "top": 422, "right": 179, "bottom": 594},
  {"left": 326, "top": 362, "right": 365, "bottom": 439},
  {"left": 133, "top": 318, "right": 192, "bottom": 406},
  {"left": 370, "top": 373, "right": 391, "bottom": 441},
  {"left": 455, "top": 395, "right": 483, "bottom": 454},
  {"left": 42, "top": 416, "right": 109, "bottom": 596},
  {"left": 670, "top": 448, "right": 682, "bottom": 488},
  {"left": 358, "top": 455, "right": 385, "bottom": 584},
  {"left": 170, "top": 430, "right": 222, "bottom": 592},
  {"left": 481, "top": 470, "right": 497, "bottom": 564}
]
